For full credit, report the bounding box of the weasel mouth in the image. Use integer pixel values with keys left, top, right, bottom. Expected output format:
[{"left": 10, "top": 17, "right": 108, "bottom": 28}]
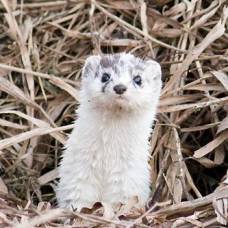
[
  {"left": 116, "top": 95, "right": 127, "bottom": 101},
  {"left": 114, "top": 95, "right": 129, "bottom": 106}
]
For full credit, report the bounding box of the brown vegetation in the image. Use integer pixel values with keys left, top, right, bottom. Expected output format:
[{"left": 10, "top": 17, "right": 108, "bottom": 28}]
[{"left": 0, "top": 0, "right": 227, "bottom": 227}]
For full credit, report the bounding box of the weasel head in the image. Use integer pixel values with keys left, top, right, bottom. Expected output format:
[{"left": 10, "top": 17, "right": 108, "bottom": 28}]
[{"left": 80, "top": 53, "right": 162, "bottom": 113}]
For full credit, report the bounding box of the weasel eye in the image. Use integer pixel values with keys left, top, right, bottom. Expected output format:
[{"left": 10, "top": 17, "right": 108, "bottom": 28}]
[
  {"left": 133, "top": 75, "right": 142, "bottom": 86},
  {"left": 101, "top": 73, "right": 111, "bottom": 83}
]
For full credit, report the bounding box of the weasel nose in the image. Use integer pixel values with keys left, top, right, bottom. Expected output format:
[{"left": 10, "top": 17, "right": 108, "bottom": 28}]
[{"left": 113, "top": 84, "right": 127, "bottom": 95}]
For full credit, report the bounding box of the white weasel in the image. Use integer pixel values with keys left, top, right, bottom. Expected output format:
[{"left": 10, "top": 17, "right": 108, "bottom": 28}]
[{"left": 56, "top": 53, "right": 162, "bottom": 211}]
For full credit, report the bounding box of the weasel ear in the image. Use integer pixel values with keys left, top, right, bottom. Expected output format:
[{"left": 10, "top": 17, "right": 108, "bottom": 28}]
[
  {"left": 144, "top": 59, "right": 161, "bottom": 80},
  {"left": 82, "top": 55, "right": 101, "bottom": 78}
]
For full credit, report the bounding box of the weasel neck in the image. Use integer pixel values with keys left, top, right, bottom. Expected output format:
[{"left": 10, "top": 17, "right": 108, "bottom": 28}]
[
  {"left": 75, "top": 103, "right": 155, "bottom": 148},
  {"left": 78, "top": 102, "right": 154, "bottom": 128}
]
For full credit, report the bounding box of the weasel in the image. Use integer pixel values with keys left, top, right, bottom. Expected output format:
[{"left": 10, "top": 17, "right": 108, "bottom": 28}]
[{"left": 56, "top": 53, "right": 162, "bottom": 211}]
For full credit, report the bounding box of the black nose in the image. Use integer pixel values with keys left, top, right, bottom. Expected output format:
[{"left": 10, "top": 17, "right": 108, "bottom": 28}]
[{"left": 113, "top": 84, "right": 127, "bottom": 95}]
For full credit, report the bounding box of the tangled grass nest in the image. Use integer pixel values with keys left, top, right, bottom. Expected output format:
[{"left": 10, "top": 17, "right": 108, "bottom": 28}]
[{"left": 0, "top": 0, "right": 228, "bottom": 227}]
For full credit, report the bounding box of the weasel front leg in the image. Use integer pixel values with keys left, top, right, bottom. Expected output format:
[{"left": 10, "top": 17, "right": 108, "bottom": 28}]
[
  {"left": 57, "top": 152, "right": 100, "bottom": 211},
  {"left": 57, "top": 179, "right": 100, "bottom": 211},
  {"left": 101, "top": 166, "right": 150, "bottom": 209}
]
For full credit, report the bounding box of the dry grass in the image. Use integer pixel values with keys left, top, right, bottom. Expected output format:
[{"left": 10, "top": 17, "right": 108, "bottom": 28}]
[{"left": 0, "top": 0, "right": 228, "bottom": 227}]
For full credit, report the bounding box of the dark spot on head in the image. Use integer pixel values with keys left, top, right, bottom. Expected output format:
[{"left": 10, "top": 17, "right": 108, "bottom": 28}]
[
  {"left": 83, "top": 62, "right": 99, "bottom": 78},
  {"left": 100, "top": 56, "right": 112, "bottom": 68},
  {"left": 95, "top": 70, "right": 99, "bottom": 78},
  {"left": 83, "top": 63, "right": 92, "bottom": 77},
  {"left": 100, "top": 54, "right": 121, "bottom": 74},
  {"left": 119, "top": 60, "right": 124, "bottom": 67},
  {"left": 135, "top": 64, "right": 144, "bottom": 72}
]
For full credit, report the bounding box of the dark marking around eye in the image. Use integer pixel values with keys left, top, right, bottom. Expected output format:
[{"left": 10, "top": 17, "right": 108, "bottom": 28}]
[
  {"left": 133, "top": 75, "right": 142, "bottom": 86},
  {"left": 102, "top": 79, "right": 112, "bottom": 93},
  {"left": 101, "top": 73, "right": 110, "bottom": 83}
]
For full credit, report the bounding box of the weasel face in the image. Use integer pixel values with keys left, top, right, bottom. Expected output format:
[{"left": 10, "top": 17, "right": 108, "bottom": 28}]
[{"left": 81, "top": 53, "right": 162, "bottom": 112}]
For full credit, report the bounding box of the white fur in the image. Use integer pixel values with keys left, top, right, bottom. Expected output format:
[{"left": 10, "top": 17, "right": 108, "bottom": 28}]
[{"left": 56, "top": 53, "right": 162, "bottom": 210}]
